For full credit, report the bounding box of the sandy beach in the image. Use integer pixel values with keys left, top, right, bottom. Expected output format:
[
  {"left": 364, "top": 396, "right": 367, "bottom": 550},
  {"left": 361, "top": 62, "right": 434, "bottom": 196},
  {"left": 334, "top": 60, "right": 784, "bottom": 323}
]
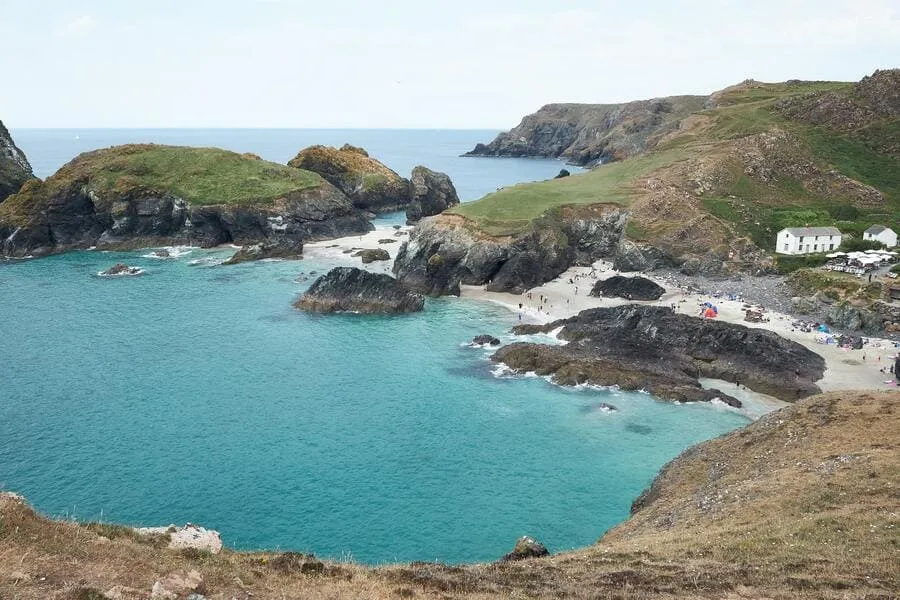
[{"left": 302, "top": 225, "right": 899, "bottom": 405}]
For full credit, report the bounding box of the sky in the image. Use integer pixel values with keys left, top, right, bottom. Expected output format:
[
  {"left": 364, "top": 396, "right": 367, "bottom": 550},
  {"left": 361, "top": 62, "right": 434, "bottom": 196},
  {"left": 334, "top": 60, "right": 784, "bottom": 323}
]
[{"left": 1, "top": 0, "right": 899, "bottom": 128}]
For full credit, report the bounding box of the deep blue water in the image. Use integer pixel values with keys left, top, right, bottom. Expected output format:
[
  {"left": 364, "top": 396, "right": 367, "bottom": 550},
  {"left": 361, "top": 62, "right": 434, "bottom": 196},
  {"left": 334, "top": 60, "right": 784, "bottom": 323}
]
[{"left": 0, "top": 130, "right": 749, "bottom": 564}]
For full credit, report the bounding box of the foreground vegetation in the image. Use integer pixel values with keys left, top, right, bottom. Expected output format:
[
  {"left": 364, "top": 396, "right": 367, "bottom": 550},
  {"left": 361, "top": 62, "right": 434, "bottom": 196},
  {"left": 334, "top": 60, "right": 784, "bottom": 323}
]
[{"left": 2, "top": 391, "right": 897, "bottom": 599}]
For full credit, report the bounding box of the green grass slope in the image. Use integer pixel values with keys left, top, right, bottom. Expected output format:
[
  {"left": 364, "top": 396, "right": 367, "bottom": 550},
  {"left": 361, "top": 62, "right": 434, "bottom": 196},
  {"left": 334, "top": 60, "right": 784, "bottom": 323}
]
[
  {"left": 453, "top": 73, "right": 900, "bottom": 254},
  {"left": 1, "top": 145, "right": 324, "bottom": 221}
]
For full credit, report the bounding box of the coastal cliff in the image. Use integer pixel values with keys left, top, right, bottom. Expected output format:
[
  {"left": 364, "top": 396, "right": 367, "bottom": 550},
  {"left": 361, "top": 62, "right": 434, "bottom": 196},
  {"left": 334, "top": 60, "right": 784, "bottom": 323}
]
[
  {"left": 0, "top": 144, "right": 373, "bottom": 257},
  {"left": 2, "top": 390, "right": 896, "bottom": 599},
  {"left": 393, "top": 205, "right": 628, "bottom": 296},
  {"left": 288, "top": 144, "right": 411, "bottom": 213},
  {"left": 465, "top": 96, "right": 707, "bottom": 165},
  {"left": 0, "top": 120, "right": 34, "bottom": 202}
]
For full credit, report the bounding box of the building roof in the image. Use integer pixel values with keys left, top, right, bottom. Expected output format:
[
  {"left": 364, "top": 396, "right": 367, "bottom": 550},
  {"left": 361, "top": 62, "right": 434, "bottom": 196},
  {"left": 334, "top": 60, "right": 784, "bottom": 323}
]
[
  {"left": 865, "top": 224, "right": 893, "bottom": 235},
  {"left": 780, "top": 226, "right": 842, "bottom": 236}
]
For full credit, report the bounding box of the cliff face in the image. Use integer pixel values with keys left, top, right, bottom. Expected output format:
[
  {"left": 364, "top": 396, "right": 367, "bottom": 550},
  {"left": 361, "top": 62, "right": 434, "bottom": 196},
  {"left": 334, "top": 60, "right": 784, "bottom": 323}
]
[
  {"left": 0, "top": 144, "right": 372, "bottom": 257},
  {"left": 288, "top": 144, "right": 411, "bottom": 213},
  {"left": 465, "top": 96, "right": 708, "bottom": 165},
  {"left": 393, "top": 205, "right": 629, "bottom": 296},
  {"left": 0, "top": 120, "right": 34, "bottom": 202}
]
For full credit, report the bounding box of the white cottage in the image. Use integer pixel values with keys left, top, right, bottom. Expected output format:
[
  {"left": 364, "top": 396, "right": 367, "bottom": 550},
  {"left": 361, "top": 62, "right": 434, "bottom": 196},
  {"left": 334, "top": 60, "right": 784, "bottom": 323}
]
[
  {"left": 863, "top": 225, "right": 897, "bottom": 248},
  {"left": 775, "top": 226, "right": 842, "bottom": 255}
]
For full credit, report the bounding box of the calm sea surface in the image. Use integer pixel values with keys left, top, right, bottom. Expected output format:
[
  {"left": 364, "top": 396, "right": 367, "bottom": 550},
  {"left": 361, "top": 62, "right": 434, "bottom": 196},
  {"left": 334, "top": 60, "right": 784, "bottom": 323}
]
[{"left": 0, "top": 130, "right": 748, "bottom": 563}]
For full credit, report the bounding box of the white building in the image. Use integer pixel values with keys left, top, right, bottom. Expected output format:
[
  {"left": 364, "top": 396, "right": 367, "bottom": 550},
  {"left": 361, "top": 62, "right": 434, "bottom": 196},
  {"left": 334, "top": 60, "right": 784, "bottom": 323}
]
[
  {"left": 775, "top": 226, "right": 842, "bottom": 255},
  {"left": 863, "top": 225, "right": 897, "bottom": 248}
]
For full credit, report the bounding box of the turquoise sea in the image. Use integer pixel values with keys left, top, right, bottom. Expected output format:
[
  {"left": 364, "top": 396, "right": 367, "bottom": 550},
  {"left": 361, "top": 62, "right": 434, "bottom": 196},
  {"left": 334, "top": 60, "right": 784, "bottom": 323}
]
[{"left": 0, "top": 130, "right": 749, "bottom": 564}]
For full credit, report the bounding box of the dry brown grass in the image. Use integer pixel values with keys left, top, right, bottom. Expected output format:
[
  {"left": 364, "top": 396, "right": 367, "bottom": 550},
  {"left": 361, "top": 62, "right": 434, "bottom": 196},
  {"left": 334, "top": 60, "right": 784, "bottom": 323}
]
[{"left": 2, "top": 390, "right": 898, "bottom": 599}]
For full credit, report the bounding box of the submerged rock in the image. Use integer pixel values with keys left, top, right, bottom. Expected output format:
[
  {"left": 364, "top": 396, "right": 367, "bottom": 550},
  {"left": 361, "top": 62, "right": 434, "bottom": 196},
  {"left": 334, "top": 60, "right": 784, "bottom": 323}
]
[
  {"left": 500, "top": 536, "right": 550, "bottom": 562},
  {"left": 406, "top": 166, "right": 460, "bottom": 224},
  {"left": 591, "top": 275, "right": 665, "bottom": 301},
  {"left": 353, "top": 248, "right": 391, "bottom": 263},
  {"left": 496, "top": 305, "right": 826, "bottom": 403},
  {"left": 99, "top": 263, "right": 142, "bottom": 276},
  {"left": 295, "top": 267, "right": 424, "bottom": 314},
  {"left": 472, "top": 334, "right": 501, "bottom": 346}
]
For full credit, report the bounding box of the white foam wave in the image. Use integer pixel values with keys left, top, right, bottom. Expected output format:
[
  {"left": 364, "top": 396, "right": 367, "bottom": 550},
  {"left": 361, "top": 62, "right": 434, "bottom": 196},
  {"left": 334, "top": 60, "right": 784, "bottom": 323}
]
[
  {"left": 187, "top": 257, "right": 225, "bottom": 267},
  {"left": 96, "top": 267, "right": 144, "bottom": 277},
  {"left": 141, "top": 246, "right": 193, "bottom": 259}
]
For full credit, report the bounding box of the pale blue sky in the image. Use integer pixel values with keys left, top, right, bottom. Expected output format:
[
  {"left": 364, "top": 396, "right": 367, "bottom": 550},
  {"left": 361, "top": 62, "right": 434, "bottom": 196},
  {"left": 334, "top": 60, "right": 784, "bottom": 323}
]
[{"left": 1, "top": 0, "right": 898, "bottom": 128}]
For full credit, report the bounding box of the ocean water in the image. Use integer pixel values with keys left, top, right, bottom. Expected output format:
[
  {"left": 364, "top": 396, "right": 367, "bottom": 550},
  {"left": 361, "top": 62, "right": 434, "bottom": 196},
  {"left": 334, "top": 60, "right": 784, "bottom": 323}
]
[{"left": 0, "top": 130, "right": 750, "bottom": 564}]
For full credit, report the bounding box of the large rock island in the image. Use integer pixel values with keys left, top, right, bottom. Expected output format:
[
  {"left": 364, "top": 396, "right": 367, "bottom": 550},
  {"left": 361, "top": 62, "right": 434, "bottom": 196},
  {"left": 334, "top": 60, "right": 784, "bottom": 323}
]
[
  {"left": 495, "top": 305, "right": 825, "bottom": 402},
  {"left": 295, "top": 267, "right": 425, "bottom": 314},
  {"left": 0, "top": 144, "right": 373, "bottom": 257},
  {"left": 0, "top": 120, "right": 34, "bottom": 202}
]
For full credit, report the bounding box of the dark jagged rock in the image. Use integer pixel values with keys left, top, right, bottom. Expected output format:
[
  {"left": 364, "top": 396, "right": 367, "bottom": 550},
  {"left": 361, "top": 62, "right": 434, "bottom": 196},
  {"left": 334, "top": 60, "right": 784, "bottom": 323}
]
[
  {"left": 496, "top": 305, "right": 825, "bottom": 402},
  {"left": 353, "top": 248, "right": 390, "bottom": 263},
  {"left": 288, "top": 144, "right": 410, "bottom": 213},
  {"left": 472, "top": 335, "right": 501, "bottom": 346},
  {"left": 591, "top": 275, "right": 665, "bottom": 301},
  {"left": 553, "top": 169, "right": 570, "bottom": 179},
  {"left": 378, "top": 238, "right": 398, "bottom": 244},
  {"left": 464, "top": 96, "right": 707, "bottom": 165},
  {"left": 0, "top": 145, "right": 373, "bottom": 258},
  {"left": 394, "top": 206, "right": 628, "bottom": 296},
  {"left": 499, "top": 536, "right": 550, "bottom": 562},
  {"left": 0, "top": 120, "right": 34, "bottom": 203},
  {"left": 405, "top": 166, "right": 460, "bottom": 224},
  {"left": 224, "top": 238, "right": 304, "bottom": 265},
  {"left": 99, "top": 263, "right": 141, "bottom": 276},
  {"left": 295, "top": 267, "right": 424, "bottom": 314}
]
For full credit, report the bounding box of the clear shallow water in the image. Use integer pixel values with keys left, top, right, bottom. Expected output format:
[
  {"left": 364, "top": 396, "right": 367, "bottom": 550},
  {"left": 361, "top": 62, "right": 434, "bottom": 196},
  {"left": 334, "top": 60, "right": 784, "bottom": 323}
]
[
  {"left": 11, "top": 128, "right": 578, "bottom": 202},
  {"left": 1, "top": 129, "right": 749, "bottom": 564},
  {"left": 0, "top": 249, "right": 748, "bottom": 564}
]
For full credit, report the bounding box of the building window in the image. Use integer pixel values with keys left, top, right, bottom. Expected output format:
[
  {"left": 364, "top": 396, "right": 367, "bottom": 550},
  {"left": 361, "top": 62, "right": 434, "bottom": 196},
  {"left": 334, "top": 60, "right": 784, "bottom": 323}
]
[
  {"left": 784, "top": 243, "right": 789, "bottom": 251},
  {"left": 800, "top": 236, "right": 805, "bottom": 243}
]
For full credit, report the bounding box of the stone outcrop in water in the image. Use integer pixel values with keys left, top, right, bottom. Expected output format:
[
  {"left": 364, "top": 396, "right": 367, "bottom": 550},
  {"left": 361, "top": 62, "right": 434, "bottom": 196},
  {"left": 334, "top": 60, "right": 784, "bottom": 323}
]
[
  {"left": 295, "top": 267, "right": 425, "bottom": 314},
  {"left": 494, "top": 305, "right": 825, "bottom": 403},
  {"left": 99, "top": 263, "right": 142, "bottom": 276},
  {"left": 0, "top": 120, "right": 34, "bottom": 203},
  {"left": 288, "top": 144, "right": 411, "bottom": 213},
  {"left": 406, "top": 166, "right": 460, "bottom": 224},
  {"left": 0, "top": 145, "right": 373, "bottom": 258},
  {"left": 394, "top": 205, "right": 629, "bottom": 296},
  {"left": 591, "top": 275, "right": 666, "bottom": 301},
  {"left": 224, "top": 238, "right": 304, "bottom": 265}
]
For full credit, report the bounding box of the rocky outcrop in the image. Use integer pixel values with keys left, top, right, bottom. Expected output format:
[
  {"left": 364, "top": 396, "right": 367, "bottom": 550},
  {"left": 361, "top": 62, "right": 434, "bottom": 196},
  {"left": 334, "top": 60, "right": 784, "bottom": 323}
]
[
  {"left": 472, "top": 334, "right": 501, "bottom": 346},
  {"left": 406, "top": 166, "right": 460, "bottom": 224},
  {"left": 99, "top": 263, "right": 142, "bottom": 276},
  {"left": 494, "top": 305, "right": 825, "bottom": 402},
  {"left": 394, "top": 205, "right": 629, "bottom": 296},
  {"left": 0, "top": 145, "right": 373, "bottom": 258},
  {"left": 0, "top": 120, "right": 33, "bottom": 202},
  {"left": 591, "top": 275, "right": 665, "bottom": 300},
  {"left": 353, "top": 248, "right": 390, "bottom": 263},
  {"left": 825, "top": 302, "right": 884, "bottom": 334},
  {"left": 135, "top": 523, "right": 223, "bottom": 554},
  {"left": 288, "top": 144, "right": 410, "bottom": 213},
  {"left": 499, "top": 536, "right": 549, "bottom": 562},
  {"left": 224, "top": 238, "right": 304, "bottom": 265},
  {"left": 464, "top": 96, "right": 707, "bottom": 165},
  {"left": 295, "top": 267, "right": 424, "bottom": 314}
]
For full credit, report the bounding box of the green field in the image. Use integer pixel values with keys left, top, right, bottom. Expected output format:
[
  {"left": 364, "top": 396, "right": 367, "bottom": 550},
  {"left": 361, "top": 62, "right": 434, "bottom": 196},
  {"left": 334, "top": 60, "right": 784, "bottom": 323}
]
[{"left": 450, "top": 148, "right": 687, "bottom": 236}]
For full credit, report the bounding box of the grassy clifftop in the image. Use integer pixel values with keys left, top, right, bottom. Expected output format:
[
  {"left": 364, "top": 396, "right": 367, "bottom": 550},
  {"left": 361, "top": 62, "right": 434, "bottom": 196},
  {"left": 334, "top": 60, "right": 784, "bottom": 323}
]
[
  {"left": 453, "top": 71, "right": 900, "bottom": 259},
  {"left": 0, "top": 144, "right": 324, "bottom": 221}
]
